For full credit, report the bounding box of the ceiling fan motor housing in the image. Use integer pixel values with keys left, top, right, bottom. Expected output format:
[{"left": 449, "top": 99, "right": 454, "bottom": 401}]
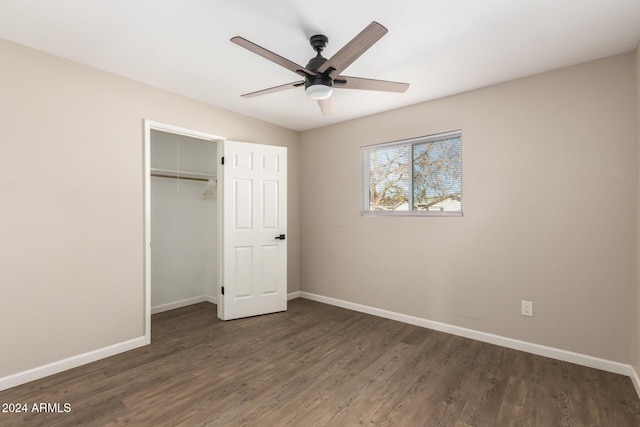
[{"left": 304, "top": 74, "right": 333, "bottom": 90}]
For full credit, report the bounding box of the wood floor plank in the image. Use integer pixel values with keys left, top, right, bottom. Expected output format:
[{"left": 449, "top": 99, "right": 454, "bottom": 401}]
[{"left": 1, "top": 299, "right": 639, "bottom": 426}]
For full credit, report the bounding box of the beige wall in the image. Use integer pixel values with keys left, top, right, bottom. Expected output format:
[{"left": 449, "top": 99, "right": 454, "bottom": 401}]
[
  {"left": 300, "top": 53, "right": 636, "bottom": 363},
  {"left": 0, "top": 39, "right": 300, "bottom": 378}
]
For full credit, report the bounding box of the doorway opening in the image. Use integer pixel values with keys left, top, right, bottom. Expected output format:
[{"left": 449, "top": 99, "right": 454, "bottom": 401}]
[
  {"left": 144, "top": 121, "right": 289, "bottom": 342},
  {"left": 144, "top": 121, "right": 224, "bottom": 343}
]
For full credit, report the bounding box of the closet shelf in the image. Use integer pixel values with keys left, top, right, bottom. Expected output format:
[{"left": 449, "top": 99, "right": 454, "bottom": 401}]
[{"left": 150, "top": 168, "right": 216, "bottom": 182}]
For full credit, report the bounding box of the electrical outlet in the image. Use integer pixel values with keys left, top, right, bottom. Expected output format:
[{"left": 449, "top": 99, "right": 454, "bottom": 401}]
[{"left": 521, "top": 300, "right": 533, "bottom": 317}]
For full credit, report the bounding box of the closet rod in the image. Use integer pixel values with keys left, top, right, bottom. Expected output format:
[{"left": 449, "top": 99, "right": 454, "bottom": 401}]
[{"left": 150, "top": 173, "right": 210, "bottom": 182}]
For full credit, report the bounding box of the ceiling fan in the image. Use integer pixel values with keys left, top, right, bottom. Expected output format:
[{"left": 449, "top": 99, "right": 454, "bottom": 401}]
[{"left": 231, "top": 21, "right": 409, "bottom": 115}]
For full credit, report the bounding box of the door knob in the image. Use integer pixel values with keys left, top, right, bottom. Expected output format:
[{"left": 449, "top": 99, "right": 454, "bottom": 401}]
[{"left": 275, "top": 234, "right": 286, "bottom": 240}]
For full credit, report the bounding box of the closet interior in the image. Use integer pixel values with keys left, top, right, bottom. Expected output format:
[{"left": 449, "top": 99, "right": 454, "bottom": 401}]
[{"left": 150, "top": 129, "right": 218, "bottom": 314}]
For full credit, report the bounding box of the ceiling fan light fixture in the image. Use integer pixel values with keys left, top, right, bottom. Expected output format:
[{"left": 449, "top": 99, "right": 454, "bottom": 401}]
[{"left": 305, "top": 84, "right": 333, "bottom": 100}]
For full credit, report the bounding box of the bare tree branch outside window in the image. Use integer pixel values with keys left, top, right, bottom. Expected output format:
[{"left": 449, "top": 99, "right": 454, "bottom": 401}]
[
  {"left": 368, "top": 145, "right": 410, "bottom": 210},
  {"left": 363, "top": 132, "right": 462, "bottom": 216}
]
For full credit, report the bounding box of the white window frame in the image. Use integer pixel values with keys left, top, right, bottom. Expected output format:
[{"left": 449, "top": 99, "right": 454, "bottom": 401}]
[{"left": 361, "top": 130, "right": 462, "bottom": 217}]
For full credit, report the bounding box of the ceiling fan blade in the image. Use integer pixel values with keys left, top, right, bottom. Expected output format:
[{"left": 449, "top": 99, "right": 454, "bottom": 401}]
[
  {"left": 241, "top": 81, "right": 305, "bottom": 98},
  {"left": 317, "top": 97, "right": 333, "bottom": 115},
  {"left": 231, "top": 36, "right": 316, "bottom": 78},
  {"left": 317, "top": 21, "right": 388, "bottom": 77},
  {"left": 333, "top": 76, "right": 409, "bottom": 93}
]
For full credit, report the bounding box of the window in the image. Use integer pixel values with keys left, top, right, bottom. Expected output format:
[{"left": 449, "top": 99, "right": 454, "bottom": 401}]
[{"left": 362, "top": 130, "right": 462, "bottom": 216}]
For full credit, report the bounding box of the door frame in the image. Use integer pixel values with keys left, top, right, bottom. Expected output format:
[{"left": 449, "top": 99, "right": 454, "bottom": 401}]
[{"left": 143, "top": 120, "right": 225, "bottom": 344}]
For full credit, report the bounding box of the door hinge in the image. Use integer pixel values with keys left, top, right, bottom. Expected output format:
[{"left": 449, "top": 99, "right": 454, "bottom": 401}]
[
  {"left": 221, "top": 286, "right": 225, "bottom": 295},
  {"left": 221, "top": 156, "right": 225, "bottom": 165}
]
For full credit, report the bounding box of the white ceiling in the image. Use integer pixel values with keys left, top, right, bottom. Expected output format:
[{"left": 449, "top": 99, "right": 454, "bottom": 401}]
[{"left": 1, "top": 1, "right": 640, "bottom": 131}]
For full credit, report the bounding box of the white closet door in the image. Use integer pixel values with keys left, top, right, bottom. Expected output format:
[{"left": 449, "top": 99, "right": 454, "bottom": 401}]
[{"left": 219, "top": 141, "right": 287, "bottom": 320}]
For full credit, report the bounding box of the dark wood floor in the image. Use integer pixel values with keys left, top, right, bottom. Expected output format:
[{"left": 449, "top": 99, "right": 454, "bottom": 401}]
[{"left": 1, "top": 299, "right": 639, "bottom": 426}]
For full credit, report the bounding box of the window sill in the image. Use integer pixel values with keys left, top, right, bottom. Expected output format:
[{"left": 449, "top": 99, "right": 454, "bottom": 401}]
[{"left": 361, "top": 210, "right": 463, "bottom": 217}]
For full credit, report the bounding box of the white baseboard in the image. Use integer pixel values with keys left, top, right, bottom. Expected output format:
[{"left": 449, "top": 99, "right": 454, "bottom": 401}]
[
  {"left": 287, "top": 291, "right": 301, "bottom": 300},
  {"left": 152, "top": 292, "right": 297, "bottom": 314},
  {"left": 631, "top": 366, "right": 640, "bottom": 399},
  {"left": 5, "top": 292, "right": 637, "bottom": 398},
  {"left": 0, "top": 336, "right": 146, "bottom": 392},
  {"left": 2, "top": 297, "right": 221, "bottom": 391},
  {"left": 298, "top": 291, "right": 635, "bottom": 379},
  {"left": 151, "top": 295, "right": 218, "bottom": 314}
]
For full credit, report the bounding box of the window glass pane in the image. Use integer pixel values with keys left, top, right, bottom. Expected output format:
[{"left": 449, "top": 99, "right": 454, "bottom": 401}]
[
  {"left": 367, "top": 145, "right": 411, "bottom": 211},
  {"left": 412, "top": 136, "right": 462, "bottom": 212},
  {"left": 362, "top": 131, "right": 462, "bottom": 216}
]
